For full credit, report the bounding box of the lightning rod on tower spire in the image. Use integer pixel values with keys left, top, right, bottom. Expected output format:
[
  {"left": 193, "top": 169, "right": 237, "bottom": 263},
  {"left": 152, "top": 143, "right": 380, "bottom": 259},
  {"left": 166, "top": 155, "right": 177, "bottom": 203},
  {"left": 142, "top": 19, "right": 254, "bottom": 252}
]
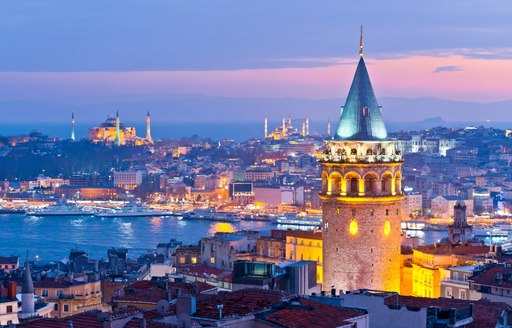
[{"left": 359, "top": 25, "right": 364, "bottom": 57}]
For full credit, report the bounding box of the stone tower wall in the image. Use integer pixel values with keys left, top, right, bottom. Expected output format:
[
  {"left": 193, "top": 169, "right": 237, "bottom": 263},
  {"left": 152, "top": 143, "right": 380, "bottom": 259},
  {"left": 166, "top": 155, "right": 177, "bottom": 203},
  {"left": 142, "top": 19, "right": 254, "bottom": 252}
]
[{"left": 322, "top": 196, "right": 403, "bottom": 293}]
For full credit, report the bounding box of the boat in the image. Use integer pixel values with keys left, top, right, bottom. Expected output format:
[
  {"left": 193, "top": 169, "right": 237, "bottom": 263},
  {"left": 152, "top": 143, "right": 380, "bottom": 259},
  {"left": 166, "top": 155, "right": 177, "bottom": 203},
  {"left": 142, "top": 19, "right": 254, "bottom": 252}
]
[
  {"left": 181, "top": 208, "right": 241, "bottom": 223},
  {"left": 240, "top": 213, "right": 273, "bottom": 222},
  {"left": 94, "top": 203, "right": 171, "bottom": 218},
  {"left": 401, "top": 221, "right": 427, "bottom": 231},
  {"left": 473, "top": 226, "right": 510, "bottom": 238},
  {"left": 272, "top": 215, "right": 322, "bottom": 227},
  {"left": 26, "top": 203, "right": 93, "bottom": 217},
  {"left": 0, "top": 207, "right": 25, "bottom": 214}
]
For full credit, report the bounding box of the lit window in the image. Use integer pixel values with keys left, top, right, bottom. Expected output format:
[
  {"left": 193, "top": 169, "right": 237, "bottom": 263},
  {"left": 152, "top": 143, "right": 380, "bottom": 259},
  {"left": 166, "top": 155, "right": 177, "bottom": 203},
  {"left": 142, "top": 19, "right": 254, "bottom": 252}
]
[
  {"left": 210, "top": 257, "right": 215, "bottom": 264},
  {"left": 191, "top": 257, "right": 197, "bottom": 264},
  {"left": 384, "top": 221, "right": 391, "bottom": 236},
  {"left": 179, "top": 257, "right": 185, "bottom": 264},
  {"left": 349, "top": 220, "right": 358, "bottom": 236}
]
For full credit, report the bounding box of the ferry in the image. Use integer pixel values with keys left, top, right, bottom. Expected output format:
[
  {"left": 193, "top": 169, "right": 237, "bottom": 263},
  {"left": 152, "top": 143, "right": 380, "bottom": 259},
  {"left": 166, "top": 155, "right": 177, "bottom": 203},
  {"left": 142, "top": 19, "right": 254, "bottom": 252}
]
[
  {"left": 181, "top": 208, "right": 241, "bottom": 223},
  {"left": 26, "top": 203, "right": 93, "bottom": 217},
  {"left": 473, "top": 226, "right": 511, "bottom": 238},
  {"left": 95, "top": 203, "right": 171, "bottom": 218},
  {"left": 401, "top": 221, "right": 427, "bottom": 231},
  {"left": 272, "top": 215, "right": 322, "bottom": 227}
]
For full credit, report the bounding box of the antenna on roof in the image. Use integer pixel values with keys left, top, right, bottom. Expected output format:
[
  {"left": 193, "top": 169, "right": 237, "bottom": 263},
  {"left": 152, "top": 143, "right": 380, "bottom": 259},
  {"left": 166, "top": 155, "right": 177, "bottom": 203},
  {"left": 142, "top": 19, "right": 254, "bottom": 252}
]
[{"left": 359, "top": 25, "right": 364, "bottom": 57}]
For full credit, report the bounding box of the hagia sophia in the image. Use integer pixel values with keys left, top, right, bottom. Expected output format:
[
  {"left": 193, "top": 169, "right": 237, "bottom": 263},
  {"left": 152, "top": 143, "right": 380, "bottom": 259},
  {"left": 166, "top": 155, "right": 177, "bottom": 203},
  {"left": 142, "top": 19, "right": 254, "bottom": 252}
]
[{"left": 82, "top": 111, "right": 153, "bottom": 146}]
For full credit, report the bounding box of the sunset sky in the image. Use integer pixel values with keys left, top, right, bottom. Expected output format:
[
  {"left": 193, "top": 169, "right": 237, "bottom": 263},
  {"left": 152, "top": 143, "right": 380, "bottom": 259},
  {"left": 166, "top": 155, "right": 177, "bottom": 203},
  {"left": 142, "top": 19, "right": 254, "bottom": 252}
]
[{"left": 1, "top": 1, "right": 512, "bottom": 121}]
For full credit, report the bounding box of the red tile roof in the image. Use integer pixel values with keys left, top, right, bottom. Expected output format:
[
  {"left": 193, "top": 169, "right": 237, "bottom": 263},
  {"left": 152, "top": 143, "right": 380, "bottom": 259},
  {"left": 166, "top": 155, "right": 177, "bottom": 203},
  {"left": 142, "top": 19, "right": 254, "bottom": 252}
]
[
  {"left": 452, "top": 245, "right": 489, "bottom": 256},
  {"left": 469, "top": 265, "right": 512, "bottom": 289},
  {"left": 116, "top": 280, "right": 212, "bottom": 305},
  {"left": 283, "top": 229, "right": 323, "bottom": 240},
  {"left": 193, "top": 288, "right": 286, "bottom": 319},
  {"left": 179, "top": 265, "right": 233, "bottom": 282},
  {"left": 383, "top": 295, "right": 510, "bottom": 328},
  {"left": 260, "top": 297, "right": 366, "bottom": 328}
]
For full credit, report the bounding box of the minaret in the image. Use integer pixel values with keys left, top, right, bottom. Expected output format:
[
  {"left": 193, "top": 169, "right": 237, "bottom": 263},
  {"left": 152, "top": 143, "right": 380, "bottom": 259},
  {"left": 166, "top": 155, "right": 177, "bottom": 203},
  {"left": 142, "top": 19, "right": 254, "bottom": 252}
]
[
  {"left": 306, "top": 114, "right": 310, "bottom": 136},
  {"left": 327, "top": 118, "right": 331, "bottom": 136},
  {"left": 71, "top": 112, "right": 75, "bottom": 141},
  {"left": 282, "top": 117, "right": 287, "bottom": 138},
  {"left": 115, "top": 110, "right": 121, "bottom": 146},
  {"left": 320, "top": 27, "right": 403, "bottom": 293},
  {"left": 146, "top": 111, "right": 153, "bottom": 143},
  {"left": 264, "top": 116, "right": 268, "bottom": 139},
  {"left": 21, "top": 258, "right": 35, "bottom": 314}
]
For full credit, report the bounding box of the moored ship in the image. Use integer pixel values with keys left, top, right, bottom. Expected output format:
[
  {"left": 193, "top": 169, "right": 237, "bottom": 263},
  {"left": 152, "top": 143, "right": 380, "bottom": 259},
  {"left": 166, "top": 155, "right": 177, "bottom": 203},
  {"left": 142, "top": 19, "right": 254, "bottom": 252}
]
[{"left": 181, "top": 208, "right": 241, "bottom": 223}]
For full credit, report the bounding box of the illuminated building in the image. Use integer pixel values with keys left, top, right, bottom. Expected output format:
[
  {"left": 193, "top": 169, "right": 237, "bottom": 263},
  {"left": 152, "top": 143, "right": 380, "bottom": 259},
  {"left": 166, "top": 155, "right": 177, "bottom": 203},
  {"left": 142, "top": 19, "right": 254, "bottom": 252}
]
[
  {"left": 266, "top": 116, "right": 301, "bottom": 140},
  {"left": 145, "top": 111, "right": 153, "bottom": 144},
  {"left": 285, "top": 230, "right": 323, "bottom": 283},
  {"left": 327, "top": 118, "right": 331, "bottom": 137},
  {"left": 411, "top": 244, "right": 488, "bottom": 298},
  {"left": 88, "top": 112, "right": 145, "bottom": 146},
  {"left": 113, "top": 170, "right": 143, "bottom": 190},
  {"left": 71, "top": 112, "right": 75, "bottom": 141},
  {"left": 320, "top": 27, "right": 404, "bottom": 293}
]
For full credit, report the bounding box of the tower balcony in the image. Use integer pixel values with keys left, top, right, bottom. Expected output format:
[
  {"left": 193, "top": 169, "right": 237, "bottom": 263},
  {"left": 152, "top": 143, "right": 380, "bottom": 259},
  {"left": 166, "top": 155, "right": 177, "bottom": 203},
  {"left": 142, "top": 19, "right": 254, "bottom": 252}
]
[{"left": 322, "top": 139, "right": 403, "bottom": 164}]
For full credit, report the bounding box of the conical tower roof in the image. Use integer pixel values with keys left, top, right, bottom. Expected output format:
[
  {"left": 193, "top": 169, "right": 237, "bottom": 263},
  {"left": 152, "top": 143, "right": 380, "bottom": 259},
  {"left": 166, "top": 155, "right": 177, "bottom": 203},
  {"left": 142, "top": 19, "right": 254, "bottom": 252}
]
[
  {"left": 334, "top": 56, "right": 388, "bottom": 141},
  {"left": 22, "top": 260, "right": 34, "bottom": 294}
]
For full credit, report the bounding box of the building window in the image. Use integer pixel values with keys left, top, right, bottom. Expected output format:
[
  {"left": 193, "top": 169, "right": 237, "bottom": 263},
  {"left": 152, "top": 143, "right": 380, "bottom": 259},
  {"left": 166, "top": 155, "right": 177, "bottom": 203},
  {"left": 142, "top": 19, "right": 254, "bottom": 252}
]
[
  {"left": 6, "top": 305, "right": 12, "bottom": 313},
  {"left": 352, "top": 209, "right": 356, "bottom": 216},
  {"left": 191, "top": 257, "right": 197, "bottom": 264},
  {"left": 384, "top": 221, "right": 391, "bottom": 236},
  {"left": 57, "top": 290, "right": 63, "bottom": 297},
  {"left": 460, "top": 290, "right": 467, "bottom": 300},
  {"left": 179, "top": 257, "right": 186, "bottom": 264},
  {"left": 445, "top": 287, "right": 452, "bottom": 298},
  {"left": 42, "top": 290, "right": 49, "bottom": 297},
  {"left": 324, "top": 222, "right": 329, "bottom": 232},
  {"left": 210, "top": 257, "right": 215, "bottom": 264},
  {"left": 349, "top": 220, "right": 358, "bottom": 236},
  {"left": 64, "top": 304, "right": 69, "bottom": 312},
  {"left": 336, "top": 208, "right": 340, "bottom": 215},
  {"left": 385, "top": 209, "right": 389, "bottom": 216},
  {"left": 54, "top": 304, "right": 59, "bottom": 312}
]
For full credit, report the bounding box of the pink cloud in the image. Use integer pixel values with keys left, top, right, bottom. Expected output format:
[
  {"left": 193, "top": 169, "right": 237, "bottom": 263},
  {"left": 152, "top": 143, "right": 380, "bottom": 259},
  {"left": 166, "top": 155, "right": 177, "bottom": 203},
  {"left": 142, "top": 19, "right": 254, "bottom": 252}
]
[{"left": 1, "top": 55, "right": 511, "bottom": 102}]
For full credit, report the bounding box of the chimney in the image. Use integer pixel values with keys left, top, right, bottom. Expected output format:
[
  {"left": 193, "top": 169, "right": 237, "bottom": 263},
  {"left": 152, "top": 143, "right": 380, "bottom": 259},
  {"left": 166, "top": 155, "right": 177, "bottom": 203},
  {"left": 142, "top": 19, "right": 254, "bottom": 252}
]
[
  {"left": 7, "top": 281, "right": 16, "bottom": 299},
  {"left": 496, "top": 272, "right": 504, "bottom": 285},
  {"left": 177, "top": 296, "right": 196, "bottom": 316},
  {"left": 217, "top": 304, "right": 223, "bottom": 320}
]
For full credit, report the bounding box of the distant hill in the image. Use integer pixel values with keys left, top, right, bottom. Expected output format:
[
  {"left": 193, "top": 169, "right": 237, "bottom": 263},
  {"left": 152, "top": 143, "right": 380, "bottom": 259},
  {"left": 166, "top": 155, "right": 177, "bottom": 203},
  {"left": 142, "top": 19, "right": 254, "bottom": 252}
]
[{"left": 0, "top": 93, "right": 511, "bottom": 124}]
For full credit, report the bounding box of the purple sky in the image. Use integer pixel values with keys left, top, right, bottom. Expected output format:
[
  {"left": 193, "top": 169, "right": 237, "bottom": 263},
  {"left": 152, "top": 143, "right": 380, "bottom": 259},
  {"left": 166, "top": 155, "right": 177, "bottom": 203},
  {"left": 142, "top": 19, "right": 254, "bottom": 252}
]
[{"left": 1, "top": 1, "right": 512, "bottom": 122}]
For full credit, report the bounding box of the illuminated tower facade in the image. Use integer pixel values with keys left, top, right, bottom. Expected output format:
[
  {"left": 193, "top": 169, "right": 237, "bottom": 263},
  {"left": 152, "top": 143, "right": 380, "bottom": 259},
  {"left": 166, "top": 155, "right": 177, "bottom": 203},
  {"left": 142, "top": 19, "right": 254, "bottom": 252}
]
[
  {"left": 115, "top": 110, "right": 121, "bottom": 146},
  {"left": 71, "top": 112, "right": 75, "bottom": 141},
  {"left": 320, "top": 28, "right": 403, "bottom": 293},
  {"left": 327, "top": 118, "right": 331, "bottom": 137},
  {"left": 146, "top": 111, "right": 153, "bottom": 143},
  {"left": 306, "top": 115, "right": 310, "bottom": 136}
]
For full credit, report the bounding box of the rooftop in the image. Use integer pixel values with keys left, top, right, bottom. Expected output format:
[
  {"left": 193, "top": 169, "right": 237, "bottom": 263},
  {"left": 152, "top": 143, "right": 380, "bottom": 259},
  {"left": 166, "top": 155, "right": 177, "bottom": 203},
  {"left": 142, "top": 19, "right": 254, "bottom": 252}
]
[
  {"left": 258, "top": 296, "right": 367, "bottom": 328},
  {"left": 335, "top": 56, "right": 387, "bottom": 141}
]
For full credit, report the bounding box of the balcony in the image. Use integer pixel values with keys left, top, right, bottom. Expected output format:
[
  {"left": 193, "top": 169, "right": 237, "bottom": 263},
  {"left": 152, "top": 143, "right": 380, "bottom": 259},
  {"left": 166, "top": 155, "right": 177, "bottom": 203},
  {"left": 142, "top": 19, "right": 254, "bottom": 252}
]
[{"left": 441, "top": 279, "right": 469, "bottom": 287}]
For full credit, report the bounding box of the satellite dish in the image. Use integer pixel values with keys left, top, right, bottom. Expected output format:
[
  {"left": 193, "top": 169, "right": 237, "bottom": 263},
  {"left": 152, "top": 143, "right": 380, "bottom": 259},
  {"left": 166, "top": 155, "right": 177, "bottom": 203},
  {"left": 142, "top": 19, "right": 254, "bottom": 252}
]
[{"left": 156, "top": 299, "right": 170, "bottom": 315}]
